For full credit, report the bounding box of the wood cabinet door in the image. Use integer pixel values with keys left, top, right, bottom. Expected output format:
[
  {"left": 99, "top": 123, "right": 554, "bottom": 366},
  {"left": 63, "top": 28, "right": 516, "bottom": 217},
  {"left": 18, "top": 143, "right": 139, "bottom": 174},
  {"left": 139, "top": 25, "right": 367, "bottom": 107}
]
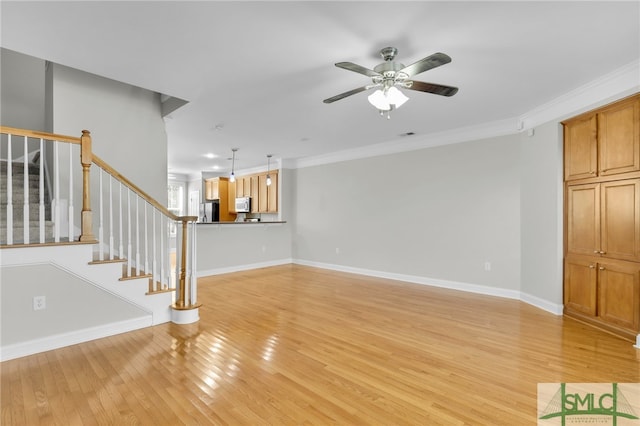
[
  {"left": 600, "top": 179, "right": 640, "bottom": 262},
  {"left": 598, "top": 97, "right": 640, "bottom": 176},
  {"left": 236, "top": 178, "right": 244, "bottom": 198},
  {"left": 250, "top": 175, "right": 259, "bottom": 213},
  {"left": 204, "top": 179, "right": 219, "bottom": 200},
  {"left": 597, "top": 259, "right": 640, "bottom": 332},
  {"left": 267, "top": 171, "right": 278, "bottom": 213},
  {"left": 258, "top": 174, "right": 268, "bottom": 212},
  {"left": 564, "top": 256, "right": 597, "bottom": 316},
  {"left": 564, "top": 115, "right": 597, "bottom": 181},
  {"left": 566, "top": 183, "right": 600, "bottom": 256}
]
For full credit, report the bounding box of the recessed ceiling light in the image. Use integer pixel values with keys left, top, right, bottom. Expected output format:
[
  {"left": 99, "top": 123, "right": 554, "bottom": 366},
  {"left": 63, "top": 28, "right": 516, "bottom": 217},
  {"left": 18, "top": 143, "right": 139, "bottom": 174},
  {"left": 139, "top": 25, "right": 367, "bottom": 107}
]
[{"left": 205, "top": 153, "right": 216, "bottom": 159}]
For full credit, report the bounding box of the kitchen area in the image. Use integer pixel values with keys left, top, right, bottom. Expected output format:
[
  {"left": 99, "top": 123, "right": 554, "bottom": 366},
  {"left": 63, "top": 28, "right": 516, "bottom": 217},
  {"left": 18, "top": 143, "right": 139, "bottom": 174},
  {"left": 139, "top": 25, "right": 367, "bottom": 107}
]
[{"left": 192, "top": 167, "right": 292, "bottom": 277}]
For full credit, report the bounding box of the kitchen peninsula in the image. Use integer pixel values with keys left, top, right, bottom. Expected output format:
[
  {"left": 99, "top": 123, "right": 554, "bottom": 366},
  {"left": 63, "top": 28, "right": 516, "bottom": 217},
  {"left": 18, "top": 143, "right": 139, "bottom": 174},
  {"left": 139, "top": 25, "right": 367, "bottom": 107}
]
[{"left": 194, "top": 168, "right": 292, "bottom": 276}]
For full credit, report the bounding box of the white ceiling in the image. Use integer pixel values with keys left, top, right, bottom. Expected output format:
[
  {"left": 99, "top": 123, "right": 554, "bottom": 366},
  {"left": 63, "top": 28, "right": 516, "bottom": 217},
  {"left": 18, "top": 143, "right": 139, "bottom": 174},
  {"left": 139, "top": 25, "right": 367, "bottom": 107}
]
[{"left": 2, "top": 1, "right": 639, "bottom": 178}]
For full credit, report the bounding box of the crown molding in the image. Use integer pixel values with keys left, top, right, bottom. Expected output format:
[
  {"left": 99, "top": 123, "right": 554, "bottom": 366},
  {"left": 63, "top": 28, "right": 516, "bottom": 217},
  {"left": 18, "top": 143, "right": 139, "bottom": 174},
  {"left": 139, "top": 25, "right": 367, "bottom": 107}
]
[
  {"left": 293, "top": 116, "right": 518, "bottom": 169},
  {"left": 518, "top": 59, "right": 640, "bottom": 130},
  {"left": 292, "top": 59, "right": 640, "bottom": 170}
]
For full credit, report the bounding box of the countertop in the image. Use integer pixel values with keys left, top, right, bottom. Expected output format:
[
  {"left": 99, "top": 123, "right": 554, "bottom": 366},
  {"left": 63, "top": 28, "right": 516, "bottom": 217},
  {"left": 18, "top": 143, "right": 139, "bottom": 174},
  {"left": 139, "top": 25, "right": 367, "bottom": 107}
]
[{"left": 197, "top": 221, "right": 286, "bottom": 225}]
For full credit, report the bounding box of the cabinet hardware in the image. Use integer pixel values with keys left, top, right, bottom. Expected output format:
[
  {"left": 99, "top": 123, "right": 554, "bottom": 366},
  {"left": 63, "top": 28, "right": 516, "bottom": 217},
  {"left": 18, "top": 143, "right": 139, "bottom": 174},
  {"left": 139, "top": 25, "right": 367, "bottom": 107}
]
[
  {"left": 589, "top": 264, "right": 595, "bottom": 269},
  {"left": 598, "top": 266, "right": 605, "bottom": 270}
]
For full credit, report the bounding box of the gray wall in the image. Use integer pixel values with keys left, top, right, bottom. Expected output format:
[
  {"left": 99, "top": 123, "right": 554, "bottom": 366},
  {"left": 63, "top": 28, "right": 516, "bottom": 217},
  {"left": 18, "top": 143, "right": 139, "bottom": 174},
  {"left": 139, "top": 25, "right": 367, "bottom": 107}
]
[
  {"left": 48, "top": 63, "right": 168, "bottom": 202},
  {"left": 293, "top": 134, "right": 522, "bottom": 292},
  {"left": 0, "top": 48, "right": 46, "bottom": 131},
  {"left": 519, "top": 121, "right": 564, "bottom": 307}
]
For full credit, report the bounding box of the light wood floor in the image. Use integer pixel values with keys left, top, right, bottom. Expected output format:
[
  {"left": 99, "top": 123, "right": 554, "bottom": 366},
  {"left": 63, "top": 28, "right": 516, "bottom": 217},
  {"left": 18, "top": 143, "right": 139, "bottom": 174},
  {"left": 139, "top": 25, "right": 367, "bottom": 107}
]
[{"left": 2, "top": 264, "right": 639, "bottom": 425}]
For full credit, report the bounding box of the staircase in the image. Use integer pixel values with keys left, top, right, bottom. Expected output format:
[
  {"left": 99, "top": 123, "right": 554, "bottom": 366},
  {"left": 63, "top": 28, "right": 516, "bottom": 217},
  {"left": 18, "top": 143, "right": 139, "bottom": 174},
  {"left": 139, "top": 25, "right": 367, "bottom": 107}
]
[
  {"left": 1, "top": 126, "right": 200, "bottom": 361},
  {"left": 0, "top": 159, "right": 55, "bottom": 244}
]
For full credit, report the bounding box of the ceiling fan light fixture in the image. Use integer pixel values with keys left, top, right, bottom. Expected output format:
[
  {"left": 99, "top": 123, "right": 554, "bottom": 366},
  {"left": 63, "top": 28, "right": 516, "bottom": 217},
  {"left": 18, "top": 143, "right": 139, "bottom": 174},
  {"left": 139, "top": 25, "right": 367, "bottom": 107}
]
[
  {"left": 367, "top": 89, "right": 391, "bottom": 111},
  {"left": 386, "top": 86, "right": 409, "bottom": 108}
]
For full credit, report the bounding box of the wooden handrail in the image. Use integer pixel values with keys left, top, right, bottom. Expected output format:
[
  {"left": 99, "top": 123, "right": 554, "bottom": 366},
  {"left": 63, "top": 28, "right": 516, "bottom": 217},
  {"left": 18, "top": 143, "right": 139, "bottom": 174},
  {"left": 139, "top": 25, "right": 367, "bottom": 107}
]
[
  {"left": 92, "top": 154, "right": 196, "bottom": 223},
  {"left": 0, "top": 126, "right": 81, "bottom": 144}
]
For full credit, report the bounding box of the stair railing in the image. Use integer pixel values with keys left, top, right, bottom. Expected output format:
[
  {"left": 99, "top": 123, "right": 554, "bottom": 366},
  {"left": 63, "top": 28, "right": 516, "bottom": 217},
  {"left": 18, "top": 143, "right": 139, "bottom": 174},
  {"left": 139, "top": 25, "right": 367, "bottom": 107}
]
[{"left": 0, "top": 126, "right": 200, "bottom": 315}]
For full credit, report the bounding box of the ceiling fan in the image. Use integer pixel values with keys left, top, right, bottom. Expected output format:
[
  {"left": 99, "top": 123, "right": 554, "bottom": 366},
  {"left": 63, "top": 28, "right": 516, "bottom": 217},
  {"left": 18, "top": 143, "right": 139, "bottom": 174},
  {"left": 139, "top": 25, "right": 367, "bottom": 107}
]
[{"left": 323, "top": 47, "right": 458, "bottom": 117}]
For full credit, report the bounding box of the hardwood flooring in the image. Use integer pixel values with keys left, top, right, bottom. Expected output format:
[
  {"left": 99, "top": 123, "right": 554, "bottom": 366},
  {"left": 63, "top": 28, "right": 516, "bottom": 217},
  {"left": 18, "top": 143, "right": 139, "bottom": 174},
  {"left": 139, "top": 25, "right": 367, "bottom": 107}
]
[{"left": 2, "top": 264, "right": 639, "bottom": 425}]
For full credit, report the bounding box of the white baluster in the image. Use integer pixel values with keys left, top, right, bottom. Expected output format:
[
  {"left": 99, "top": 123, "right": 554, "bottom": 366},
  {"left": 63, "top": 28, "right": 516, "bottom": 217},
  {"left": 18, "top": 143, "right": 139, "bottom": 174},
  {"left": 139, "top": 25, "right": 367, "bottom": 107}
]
[
  {"left": 160, "top": 214, "right": 165, "bottom": 290},
  {"left": 119, "top": 181, "right": 123, "bottom": 261},
  {"left": 98, "top": 169, "right": 104, "bottom": 260},
  {"left": 6, "top": 134, "right": 13, "bottom": 245},
  {"left": 152, "top": 208, "right": 157, "bottom": 292},
  {"left": 23, "top": 135, "right": 29, "bottom": 244},
  {"left": 144, "top": 202, "right": 149, "bottom": 276},
  {"left": 67, "top": 142, "right": 74, "bottom": 242},
  {"left": 53, "top": 141, "right": 60, "bottom": 243},
  {"left": 127, "top": 188, "right": 132, "bottom": 276},
  {"left": 108, "top": 175, "right": 114, "bottom": 259},
  {"left": 135, "top": 197, "right": 140, "bottom": 276},
  {"left": 39, "top": 138, "right": 45, "bottom": 243}
]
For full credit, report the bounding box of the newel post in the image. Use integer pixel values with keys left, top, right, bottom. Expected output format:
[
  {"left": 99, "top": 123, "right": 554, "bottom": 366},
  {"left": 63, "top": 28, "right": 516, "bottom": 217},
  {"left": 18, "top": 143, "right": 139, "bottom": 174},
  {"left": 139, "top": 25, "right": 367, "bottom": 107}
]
[
  {"left": 79, "top": 130, "right": 96, "bottom": 242},
  {"left": 177, "top": 219, "right": 189, "bottom": 308},
  {"left": 171, "top": 217, "right": 200, "bottom": 324}
]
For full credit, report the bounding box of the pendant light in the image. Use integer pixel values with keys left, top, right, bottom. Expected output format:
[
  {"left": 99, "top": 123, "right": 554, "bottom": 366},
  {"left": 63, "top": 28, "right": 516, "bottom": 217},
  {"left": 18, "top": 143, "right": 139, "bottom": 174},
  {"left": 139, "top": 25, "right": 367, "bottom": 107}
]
[
  {"left": 229, "top": 148, "right": 237, "bottom": 182},
  {"left": 266, "top": 154, "right": 272, "bottom": 186}
]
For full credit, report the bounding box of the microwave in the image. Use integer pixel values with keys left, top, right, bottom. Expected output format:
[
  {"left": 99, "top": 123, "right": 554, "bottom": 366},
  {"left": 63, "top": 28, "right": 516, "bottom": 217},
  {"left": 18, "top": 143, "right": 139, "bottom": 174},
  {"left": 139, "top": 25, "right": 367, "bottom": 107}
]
[{"left": 235, "top": 196, "right": 251, "bottom": 213}]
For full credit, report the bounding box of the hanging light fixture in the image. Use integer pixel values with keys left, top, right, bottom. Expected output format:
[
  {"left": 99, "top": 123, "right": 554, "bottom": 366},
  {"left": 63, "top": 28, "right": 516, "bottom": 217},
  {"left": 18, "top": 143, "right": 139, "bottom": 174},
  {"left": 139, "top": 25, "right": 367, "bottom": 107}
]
[
  {"left": 229, "top": 148, "right": 237, "bottom": 182},
  {"left": 367, "top": 85, "right": 409, "bottom": 119},
  {"left": 266, "top": 154, "right": 273, "bottom": 186}
]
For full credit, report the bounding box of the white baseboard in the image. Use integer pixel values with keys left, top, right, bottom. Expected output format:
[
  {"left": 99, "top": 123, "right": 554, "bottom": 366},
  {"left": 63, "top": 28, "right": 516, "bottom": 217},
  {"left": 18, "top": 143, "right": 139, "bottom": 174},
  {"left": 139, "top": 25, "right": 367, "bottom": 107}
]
[
  {"left": 520, "top": 291, "right": 564, "bottom": 315},
  {"left": 197, "top": 258, "right": 293, "bottom": 277},
  {"left": 293, "top": 259, "right": 563, "bottom": 315},
  {"left": 0, "top": 315, "right": 152, "bottom": 362}
]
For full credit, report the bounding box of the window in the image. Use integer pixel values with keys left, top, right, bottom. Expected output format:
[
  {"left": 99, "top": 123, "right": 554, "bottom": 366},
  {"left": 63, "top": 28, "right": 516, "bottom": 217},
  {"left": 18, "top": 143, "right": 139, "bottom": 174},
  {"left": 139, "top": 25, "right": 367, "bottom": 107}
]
[{"left": 167, "top": 181, "right": 185, "bottom": 236}]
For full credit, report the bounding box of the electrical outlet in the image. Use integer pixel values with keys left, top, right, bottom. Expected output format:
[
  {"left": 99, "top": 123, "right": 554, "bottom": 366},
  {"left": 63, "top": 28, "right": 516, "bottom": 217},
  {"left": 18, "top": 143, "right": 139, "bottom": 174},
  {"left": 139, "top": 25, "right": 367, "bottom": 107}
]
[
  {"left": 33, "top": 296, "right": 46, "bottom": 311},
  {"left": 335, "top": 247, "right": 340, "bottom": 255},
  {"left": 484, "top": 262, "right": 491, "bottom": 271}
]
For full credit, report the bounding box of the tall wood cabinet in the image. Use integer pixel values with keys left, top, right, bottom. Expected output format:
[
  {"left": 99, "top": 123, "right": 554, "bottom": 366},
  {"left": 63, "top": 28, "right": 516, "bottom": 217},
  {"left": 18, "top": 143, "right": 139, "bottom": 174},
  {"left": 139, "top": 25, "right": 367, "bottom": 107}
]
[
  {"left": 204, "top": 177, "right": 237, "bottom": 221},
  {"left": 563, "top": 94, "right": 640, "bottom": 341}
]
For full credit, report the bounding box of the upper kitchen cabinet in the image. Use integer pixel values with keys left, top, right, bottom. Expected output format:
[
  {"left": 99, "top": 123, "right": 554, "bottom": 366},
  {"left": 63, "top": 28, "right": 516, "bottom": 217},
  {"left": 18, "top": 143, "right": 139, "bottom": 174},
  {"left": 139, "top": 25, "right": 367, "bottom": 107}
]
[
  {"left": 598, "top": 96, "right": 640, "bottom": 177},
  {"left": 258, "top": 170, "right": 278, "bottom": 213},
  {"left": 564, "top": 94, "right": 640, "bottom": 181},
  {"left": 564, "top": 115, "right": 597, "bottom": 181},
  {"left": 236, "top": 176, "right": 252, "bottom": 198},
  {"left": 232, "top": 170, "right": 279, "bottom": 214}
]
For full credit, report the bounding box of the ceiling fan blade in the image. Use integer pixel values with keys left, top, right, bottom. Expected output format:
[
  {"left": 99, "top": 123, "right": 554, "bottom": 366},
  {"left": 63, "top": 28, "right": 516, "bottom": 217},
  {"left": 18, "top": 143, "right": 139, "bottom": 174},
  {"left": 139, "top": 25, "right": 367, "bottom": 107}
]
[
  {"left": 400, "top": 52, "right": 452, "bottom": 77},
  {"left": 335, "top": 62, "right": 381, "bottom": 78},
  {"left": 406, "top": 80, "right": 458, "bottom": 97},
  {"left": 323, "top": 86, "right": 371, "bottom": 104}
]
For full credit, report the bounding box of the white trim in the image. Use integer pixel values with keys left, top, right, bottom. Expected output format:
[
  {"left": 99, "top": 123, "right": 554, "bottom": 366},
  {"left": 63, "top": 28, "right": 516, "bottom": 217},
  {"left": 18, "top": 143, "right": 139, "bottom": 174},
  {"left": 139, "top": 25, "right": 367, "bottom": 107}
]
[
  {"left": 293, "top": 117, "right": 518, "bottom": 169},
  {"left": 518, "top": 59, "right": 640, "bottom": 131},
  {"left": 293, "top": 259, "right": 564, "bottom": 315},
  {"left": 0, "top": 316, "right": 152, "bottom": 362},
  {"left": 635, "top": 334, "right": 640, "bottom": 349},
  {"left": 171, "top": 308, "right": 199, "bottom": 325},
  {"left": 520, "top": 291, "right": 564, "bottom": 315},
  {"left": 294, "top": 258, "right": 520, "bottom": 298},
  {"left": 196, "top": 258, "right": 293, "bottom": 277}
]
